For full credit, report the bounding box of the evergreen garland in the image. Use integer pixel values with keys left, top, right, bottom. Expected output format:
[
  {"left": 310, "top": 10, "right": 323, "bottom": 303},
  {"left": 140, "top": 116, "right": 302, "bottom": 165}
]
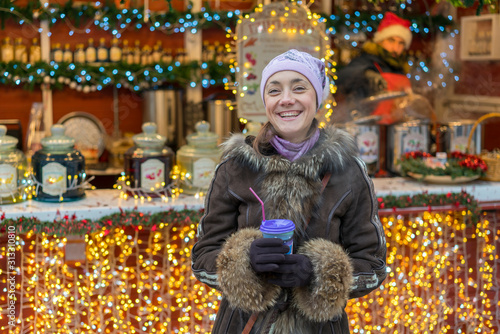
[
  {"left": 0, "top": 191, "right": 481, "bottom": 237},
  {"left": 0, "top": 59, "right": 233, "bottom": 91},
  {"left": 0, "top": 208, "right": 204, "bottom": 236},
  {"left": 0, "top": 0, "right": 457, "bottom": 38},
  {"left": 400, "top": 151, "right": 488, "bottom": 179},
  {"left": 377, "top": 190, "right": 481, "bottom": 224}
]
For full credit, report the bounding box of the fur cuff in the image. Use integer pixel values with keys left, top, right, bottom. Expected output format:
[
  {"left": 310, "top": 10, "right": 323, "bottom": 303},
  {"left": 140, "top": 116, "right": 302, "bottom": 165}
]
[
  {"left": 292, "top": 239, "right": 353, "bottom": 322},
  {"left": 216, "top": 228, "right": 282, "bottom": 312}
]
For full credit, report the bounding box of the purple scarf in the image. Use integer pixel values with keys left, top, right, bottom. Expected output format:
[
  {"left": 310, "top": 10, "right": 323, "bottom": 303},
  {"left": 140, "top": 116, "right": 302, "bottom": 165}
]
[{"left": 270, "top": 129, "right": 320, "bottom": 162}]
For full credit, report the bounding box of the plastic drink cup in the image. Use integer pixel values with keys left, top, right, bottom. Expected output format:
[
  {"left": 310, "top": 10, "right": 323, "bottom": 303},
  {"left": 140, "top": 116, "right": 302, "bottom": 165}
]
[{"left": 260, "top": 219, "right": 295, "bottom": 254}]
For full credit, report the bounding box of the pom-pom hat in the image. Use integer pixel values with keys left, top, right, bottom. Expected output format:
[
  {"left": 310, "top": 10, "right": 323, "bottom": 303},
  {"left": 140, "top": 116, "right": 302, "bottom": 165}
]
[
  {"left": 373, "top": 12, "right": 412, "bottom": 49},
  {"left": 260, "top": 49, "right": 328, "bottom": 111}
]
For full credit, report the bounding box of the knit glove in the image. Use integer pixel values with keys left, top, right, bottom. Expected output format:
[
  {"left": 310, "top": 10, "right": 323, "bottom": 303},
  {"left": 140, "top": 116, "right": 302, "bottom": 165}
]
[
  {"left": 365, "top": 69, "right": 387, "bottom": 94},
  {"left": 249, "top": 238, "right": 289, "bottom": 273},
  {"left": 267, "top": 254, "right": 313, "bottom": 288}
]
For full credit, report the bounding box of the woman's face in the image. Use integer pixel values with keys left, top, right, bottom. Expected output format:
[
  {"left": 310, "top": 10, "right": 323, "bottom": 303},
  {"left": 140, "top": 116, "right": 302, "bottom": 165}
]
[{"left": 263, "top": 71, "right": 317, "bottom": 143}]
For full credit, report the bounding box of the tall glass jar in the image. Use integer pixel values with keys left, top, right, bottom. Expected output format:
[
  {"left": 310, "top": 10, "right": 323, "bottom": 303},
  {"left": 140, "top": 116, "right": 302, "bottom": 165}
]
[
  {"left": 32, "top": 124, "right": 86, "bottom": 202},
  {"left": 123, "top": 122, "right": 175, "bottom": 198},
  {"left": 0, "top": 125, "right": 29, "bottom": 204},
  {"left": 176, "top": 121, "right": 221, "bottom": 195}
]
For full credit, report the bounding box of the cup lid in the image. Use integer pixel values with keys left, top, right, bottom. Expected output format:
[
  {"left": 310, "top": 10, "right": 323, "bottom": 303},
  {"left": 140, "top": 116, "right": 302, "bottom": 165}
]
[
  {"left": 0, "top": 125, "right": 18, "bottom": 150},
  {"left": 41, "top": 124, "right": 75, "bottom": 149},
  {"left": 260, "top": 219, "right": 295, "bottom": 234},
  {"left": 133, "top": 122, "right": 166, "bottom": 148}
]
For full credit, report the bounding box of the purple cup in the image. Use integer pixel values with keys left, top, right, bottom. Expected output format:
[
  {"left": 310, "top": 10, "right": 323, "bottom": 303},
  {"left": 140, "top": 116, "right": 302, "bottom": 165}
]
[{"left": 260, "top": 219, "right": 295, "bottom": 254}]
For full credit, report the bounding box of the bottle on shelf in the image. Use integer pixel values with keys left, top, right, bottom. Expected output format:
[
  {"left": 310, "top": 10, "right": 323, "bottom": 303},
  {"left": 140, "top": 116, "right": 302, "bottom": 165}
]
[
  {"left": 133, "top": 40, "right": 142, "bottom": 64},
  {"left": 175, "top": 48, "right": 187, "bottom": 63},
  {"left": 206, "top": 43, "right": 216, "bottom": 62},
  {"left": 51, "top": 42, "right": 63, "bottom": 63},
  {"left": 1, "top": 37, "right": 14, "bottom": 63},
  {"left": 29, "top": 38, "right": 41, "bottom": 64},
  {"left": 110, "top": 38, "right": 122, "bottom": 62},
  {"left": 122, "top": 40, "right": 132, "bottom": 64},
  {"left": 215, "top": 42, "right": 224, "bottom": 63},
  {"left": 141, "top": 45, "right": 152, "bottom": 65},
  {"left": 86, "top": 38, "right": 97, "bottom": 63},
  {"left": 202, "top": 40, "right": 210, "bottom": 62},
  {"left": 63, "top": 43, "right": 73, "bottom": 63},
  {"left": 97, "top": 37, "right": 109, "bottom": 62},
  {"left": 161, "top": 48, "right": 173, "bottom": 63},
  {"left": 14, "top": 38, "right": 27, "bottom": 63},
  {"left": 152, "top": 41, "right": 162, "bottom": 63},
  {"left": 74, "top": 43, "right": 86, "bottom": 63}
]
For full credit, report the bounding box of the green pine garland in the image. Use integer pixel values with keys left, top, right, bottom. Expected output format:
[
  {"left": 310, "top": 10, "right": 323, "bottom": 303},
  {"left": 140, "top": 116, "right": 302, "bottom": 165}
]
[
  {"left": 0, "top": 0, "right": 457, "bottom": 38},
  {"left": 0, "top": 59, "right": 233, "bottom": 91},
  {"left": 0, "top": 191, "right": 481, "bottom": 237},
  {"left": 377, "top": 190, "right": 481, "bottom": 224},
  {"left": 0, "top": 208, "right": 204, "bottom": 236}
]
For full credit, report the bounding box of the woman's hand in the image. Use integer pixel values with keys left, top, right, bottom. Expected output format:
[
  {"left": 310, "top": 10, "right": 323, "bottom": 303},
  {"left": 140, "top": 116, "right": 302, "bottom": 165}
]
[
  {"left": 250, "top": 238, "right": 313, "bottom": 287},
  {"left": 267, "top": 254, "right": 313, "bottom": 287},
  {"left": 249, "top": 238, "right": 289, "bottom": 273}
]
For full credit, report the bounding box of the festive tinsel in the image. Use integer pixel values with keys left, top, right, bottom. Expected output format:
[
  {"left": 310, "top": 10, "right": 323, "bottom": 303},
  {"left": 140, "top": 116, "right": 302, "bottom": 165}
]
[
  {"left": 377, "top": 190, "right": 481, "bottom": 224},
  {"left": 0, "top": 191, "right": 481, "bottom": 236},
  {"left": 400, "top": 151, "right": 488, "bottom": 179}
]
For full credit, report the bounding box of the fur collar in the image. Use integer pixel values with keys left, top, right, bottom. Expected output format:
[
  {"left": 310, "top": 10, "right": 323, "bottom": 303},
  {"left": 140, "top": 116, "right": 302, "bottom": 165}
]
[
  {"left": 220, "top": 125, "right": 358, "bottom": 178},
  {"left": 220, "top": 125, "right": 358, "bottom": 235}
]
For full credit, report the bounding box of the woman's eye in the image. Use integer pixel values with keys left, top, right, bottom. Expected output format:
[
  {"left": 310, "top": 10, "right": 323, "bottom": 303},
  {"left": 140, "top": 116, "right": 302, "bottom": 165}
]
[
  {"left": 268, "top": 88, "right": 279, "bottom": 94},
  {"left": 294, "top": 86, "right": 306, "bottom": 92}
]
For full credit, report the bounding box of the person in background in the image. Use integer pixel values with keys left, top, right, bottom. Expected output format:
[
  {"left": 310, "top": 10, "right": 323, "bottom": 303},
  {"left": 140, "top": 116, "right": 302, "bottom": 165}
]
[
  {"left": 191, "top": 49, "right": 387, "bottom": 334},
  {"left": 335, "top": 12, "right": 413, "bottom": 125}
]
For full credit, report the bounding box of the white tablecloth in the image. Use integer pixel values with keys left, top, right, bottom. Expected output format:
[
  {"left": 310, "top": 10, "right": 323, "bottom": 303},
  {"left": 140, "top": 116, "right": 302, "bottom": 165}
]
[{"left": 1, "top": 178, "right": 499, "bottom": 221}]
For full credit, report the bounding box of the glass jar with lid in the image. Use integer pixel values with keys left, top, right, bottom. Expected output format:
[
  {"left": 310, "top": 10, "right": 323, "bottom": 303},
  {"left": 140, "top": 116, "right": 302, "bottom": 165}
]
[
  {"left": 0, "top": 125, "right": 29, "bottom": 204},
  {"left": 176, "top": 121, "right": 221, "bottom": 195},
  {"left": 123, "top": 122, "right": 175, "bottom": 197},
  {"left": 31, "top": 124, "right": 86, "bottom": 202}
]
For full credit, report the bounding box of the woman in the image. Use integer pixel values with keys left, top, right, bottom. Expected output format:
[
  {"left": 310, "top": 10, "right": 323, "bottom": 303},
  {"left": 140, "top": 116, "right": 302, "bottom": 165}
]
[{"left": 191, "top": 49, "right": 387, "bottom": 333}]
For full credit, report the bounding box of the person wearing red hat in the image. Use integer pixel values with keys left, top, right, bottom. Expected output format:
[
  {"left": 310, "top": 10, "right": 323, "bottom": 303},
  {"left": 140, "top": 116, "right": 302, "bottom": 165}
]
[{"left": 336, "top": 12, "right": 413, "bottom": 125}]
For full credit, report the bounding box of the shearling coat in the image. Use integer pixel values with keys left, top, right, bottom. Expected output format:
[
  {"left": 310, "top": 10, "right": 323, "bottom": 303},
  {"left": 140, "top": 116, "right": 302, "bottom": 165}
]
[{"left": 191, "top": 125, "right": 387, "bottom": 334}]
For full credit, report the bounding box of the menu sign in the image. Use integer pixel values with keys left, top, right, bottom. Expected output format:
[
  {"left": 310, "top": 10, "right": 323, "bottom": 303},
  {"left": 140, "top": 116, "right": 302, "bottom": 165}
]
[{"left": 236, "top": 2, "right": 327, "bottom": 123}]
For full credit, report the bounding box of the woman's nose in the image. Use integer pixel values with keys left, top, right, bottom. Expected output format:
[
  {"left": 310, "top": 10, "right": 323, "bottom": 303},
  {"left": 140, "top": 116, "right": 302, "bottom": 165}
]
[{"left": 280, "top": 90, "right": 295, "bottom": 105}]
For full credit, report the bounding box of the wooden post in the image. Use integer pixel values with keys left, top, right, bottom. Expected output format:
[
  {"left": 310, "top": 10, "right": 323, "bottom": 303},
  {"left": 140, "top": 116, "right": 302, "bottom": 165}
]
[{"left": 40, "top": 0, "right": 53, "bottom": 135}]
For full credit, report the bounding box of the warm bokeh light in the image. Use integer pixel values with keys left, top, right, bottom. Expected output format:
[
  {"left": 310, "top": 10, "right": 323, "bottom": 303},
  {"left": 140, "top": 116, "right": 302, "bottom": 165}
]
[{"left": 0, "top": 209, "right": 498, "bottom": 333}]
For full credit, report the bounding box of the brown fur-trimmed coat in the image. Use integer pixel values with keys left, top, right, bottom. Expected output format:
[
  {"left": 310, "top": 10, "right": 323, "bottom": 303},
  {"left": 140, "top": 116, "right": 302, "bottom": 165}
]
[{"left": 191, "top": 125, "right": 387, "bottom": 334}]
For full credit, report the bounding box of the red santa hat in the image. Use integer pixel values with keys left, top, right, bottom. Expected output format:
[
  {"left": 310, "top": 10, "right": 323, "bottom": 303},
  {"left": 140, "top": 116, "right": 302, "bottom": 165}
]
[{"left": 373, "top": 12, "right": 412, "bottom": 49}]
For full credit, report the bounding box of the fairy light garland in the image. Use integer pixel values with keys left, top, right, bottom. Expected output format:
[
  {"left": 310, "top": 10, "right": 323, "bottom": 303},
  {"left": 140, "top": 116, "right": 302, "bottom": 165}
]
[
  {"left": 0, "top": 204, "right": 498, "bottom": 333},
  {"left": 0, "top": 1, "right": 460, "bottom": 94},
  {"left": 0, "top": 59, "right": 234, "bottom": 92}
]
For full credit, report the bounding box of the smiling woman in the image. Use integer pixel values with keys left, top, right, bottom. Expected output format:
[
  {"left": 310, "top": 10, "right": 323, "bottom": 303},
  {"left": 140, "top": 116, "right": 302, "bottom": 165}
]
[{"left": 192, "top": 49, "right": 387, "bottom": 334}]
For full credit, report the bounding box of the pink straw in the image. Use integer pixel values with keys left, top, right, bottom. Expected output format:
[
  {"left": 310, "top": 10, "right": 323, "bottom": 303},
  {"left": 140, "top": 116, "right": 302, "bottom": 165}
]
[{"left": 249, "top": 187, "right": 266, "bottom": 222}]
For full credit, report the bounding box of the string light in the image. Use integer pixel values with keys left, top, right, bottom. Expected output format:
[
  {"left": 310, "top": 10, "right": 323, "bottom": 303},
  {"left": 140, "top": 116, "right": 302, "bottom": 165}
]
[{"left": 0, "top": 208, "right": 497, "bottom": 333}]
